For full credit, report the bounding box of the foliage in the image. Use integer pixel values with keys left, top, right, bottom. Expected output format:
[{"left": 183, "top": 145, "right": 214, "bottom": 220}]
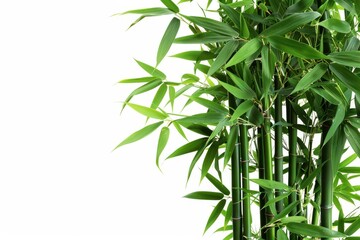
[{"left": 116, "top": 0, "right": 360, "bottom": 239}]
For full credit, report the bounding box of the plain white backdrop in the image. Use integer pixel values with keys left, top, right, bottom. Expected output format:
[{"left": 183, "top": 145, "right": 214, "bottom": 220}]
[{"left": 0, "top": 0, "right": 228, "bottom": 239}]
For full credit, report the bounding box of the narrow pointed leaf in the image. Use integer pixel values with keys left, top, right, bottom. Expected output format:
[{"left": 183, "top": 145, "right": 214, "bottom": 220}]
[
  {"left": 114, "top": 121, "right": 162, "bottom": 149},
  {"left": 261, "top": 45, "right": 276, "bottom": 96},
  {"left": 150, "top": 84, "right": 167, "bottom": 109},
  {"left": 118, "top": 76, "right": 159, "bottom": 84},
  {"left": 206, "top": 173, "right": 230, "bottom": 195},
  {"left": 230, "top": 100, "right": 253, "bottom": 122},
  {"left": 171, "top": 51, "right": 216, "bottom": 61},
  {"left": 345, "top": 218, "right": 360, "bottom": 235},
  {"left": 280, "top": 216, "right": 307, "bottom": 224},
  {"left": 156, "top": 127, "right": 170, "bottom": 168},
  {"left": 268, "top": 36, "right": 327, "bottom": 59},
  {"left": 172, "top": 121, "right": 187, "bottom": 140},
  {"left": 174, "top": 32, "right": 233, "bottom": 44},
  {"left": 277, "top": 229, "right": 289, "bottom": 240},
  {"left": 119, "top": 7, "right": 173, "bottom": 16},
  {"left": 176, "top": 112, "right": 226, "bottom": 125},
  {"left": 286, "top": 223, "right": 348, "bottom": 238},
  {"left": 127, "top": 103, "right": 168, "bottom": 120},
  {"left": 285, "top": 0, "right": 314, "bottom": 14},
  {"left": 329, "top": 51, "right": 360, "bottom": 68},
  {"left": 335, "top": 0, "right": 356, "bottom": 14},
  {"left": 166, "top": 137, "right": 207, "bottom": 159},
  {"left": 330, "top": 63, "right": 360, "bottom": 97},
  {"left": 208, "top": 40, "right": 239, "bottom": 76},
  {"left": 224, "top": 126, "right": 237, "bottom": 168},
  {"left": 184, "top": 191, "right": 224, "bottom": 200},
  {"left": 160, "top": 0, "right": 179, "bottom": 13},
  {"left": 224, "top": 201, "right": 232, "bottom": 230},
  {"left": 319, "top": 18, "right": 351, "bottom": 33},
  {"left": 292, "top": 63, "right": 328, "bottom": 94},
  {"left": 156, "top": 17, "right": 180, "bottom": 65},
  {"left": 135, "top": 60, "right": 166, "bottom": 80},
  {"left": 204, "top": 199, "right": 227, "bottom": 234},
  {"left": 201, "top": 141, "right": 219, "bottom": 181},
  {"left": 344, "top": 123, "right": 360, "bottom": 157},
  {"left": 219, "top": 3, "right": 240, "bottom": 29},
  {"left": 261, "top": 12, "right": 321, "bottom": 36},
  {"left": 225, "top": 38, "right": 262, "bottom": 68},
  {"left": 219, "top": 80, "right": 255, "bottom": 100},
  {"left": 181, "top": 15, "right": 239, "bottom": 37},
  {"left": 323, "top": 105, "right": 345, "bottom": 145},
  {"left": 190, "top": 96, "right": 228, "bottom": 114},
  {"left": 251, "top": 179, "right": 290, "bottom": 190}
]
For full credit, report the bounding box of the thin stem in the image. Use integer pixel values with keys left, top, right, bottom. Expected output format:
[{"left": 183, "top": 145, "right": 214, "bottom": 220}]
[{"left": 257, "top": 128, "right": 267, "bottom": 239}]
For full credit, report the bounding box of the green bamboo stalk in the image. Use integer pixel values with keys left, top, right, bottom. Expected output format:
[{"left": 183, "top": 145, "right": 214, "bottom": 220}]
[
  {"left": 312, "top": 181, "right": 320, "bottom": 225},
  {"left": 262, "top": 97, "right": 275, "bottom": 239},
  {"left": 229, "top": 92, "right": 241, "bottom": 240},
  {"left": 274, "top": 75, "right": 284, "bottom": 214},
  {"left": 257, "top": 128, "right": 267, "bottom": 239},
  {"left": 240, "top": 124, "right": 251, "bottom": 239}
]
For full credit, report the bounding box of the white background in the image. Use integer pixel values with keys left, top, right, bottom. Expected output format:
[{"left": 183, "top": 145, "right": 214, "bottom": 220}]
[{"left": 0, "top": 0, "right": 228, "bottom": 239}]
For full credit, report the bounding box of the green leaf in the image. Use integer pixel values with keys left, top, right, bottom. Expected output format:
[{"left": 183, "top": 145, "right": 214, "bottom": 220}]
[
  {"left": 330, "top": 63, "right": 360, "bottom": 97},
  {"left": 119, "top": 7, "right": 173, "bottom": 16},
  {"left": 174, "top": 32, "right": 234, "bottom": 44},
  {"left": 127, "top": 103, "right": 168, "bottom": 120},
  {"left": 248, "top": 106, "right": 264, "bottom": 126},
  {"left": 271, "top": 202, "right": 298, "bottom": 223},
  {"left": 204, "top": 199, "right": 226, "bottom": 234},
  {"left": 219, "top": 80, "right": 255, "bottom": 100},
  {"left": 335, "top": 0, "right": 356, "bottom": 14},
  {"left": 181, "top": 15, "right": 239, "bottom": 37},
  {"left": 168, "top": 86, "right": 175, "bottom": 111},
  {"left": 291, "top": 63, "right": 328, "bottom": 94},
  {"left": 118, "top": 76, "right": 159, "bottom": 84},
  {"left": 156, "top": 127, "right": 170, "bottom": 169},
  {"left": 267, "top": 36, "right": 327, "bottom": 59},
  {"left": 286, "top": 223, "right": 348, "bottom": 238},
  {"left": 190, "top": 96, "right": 228, "bottom": 114},
  {"left": 225, "top": 38, "right": 262, "bottom": 68},
  {"left": 323, "top": 105, "right": 346, "bottom": 145},
  {"left": 345, "top": 217, "right": 360, "bottom": 236},
  {"left": 280, "top": 216, "right": 307, "bottom": 224},
  {"left": 230, "top": 100, "right": 253, "bottom": 122},
  {"left": 166, "top": 137, "right": 207, "bottom": 159},
  {"left": 135, "top": 60, "right": 166, "bottom": 80},
  {"left": 224, "top": 126, "right": 237, "bottom": 168},
  {"left": 285, "top": 0, "right": 314, "bottom": 14},
  {"left": 344, "top": 123, "right": 360, "bottom": 157},
  {"left": 208, "top": 40, "right": 239, "bottom": 76},
  {"left": 277, "top": 229, "right": 289, "bottom": 240},
  {"left": 171, "top": 51, "right": 216, "bottom": 61},
  {"left": 172, "top": 121, "right": 187, "bottom": 140},
  {"left": 329, "top": 51, "right": 360, "bottom": 68},
  {"left": 156, "top": 17, "right": 180, "bottom": 66},
  {"left": 150, "top": 84, "right": 167, "bottom": 109},
  {"left": 224, "top": 201, "right": 232, "bottom": 230},
  {"left": 261, "top": 12, "right": 321, "bottom": 37},
  {"left": 113, "top": 121, "right": 163, "bottom": 149},
  {"left": 176, "top": 112, "right": 227, "bottom": 125},
  {"left": 201, "top": 141, "right": 219, "bottom": 181},
  {"left": 184, "top": 191, "right": 224, "bottom": 200},
  {"left": 251, "top": 179, "right": 290, "bottom": 190},
  {"left": 319, "top": 18, "right": 351, "bottom": 33},
  {"left": 264, "top": 192, "right": 291, "bottom": 209},
  {"left": 206, "top": 173, "right": 230, "bottom": 195},
  {"left": 160, "top": 0, "right": 179, "bottom": 13},
  {"left": 227, "top": 71, "right": 257, "bottom": 97},
  {"left": 219, "top": 3, "right": 240, "bottom": 29},
  {"left": 339, "top": 153, "right": 358, "bottom": 169},
  {"left": 261, "top": 45, "right": 276, "bottom": 96}
]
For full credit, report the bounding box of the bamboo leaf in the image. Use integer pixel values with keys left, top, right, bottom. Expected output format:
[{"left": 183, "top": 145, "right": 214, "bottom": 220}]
[
  {"left": 248, "top": 106, "right": 264, "bottom": 126},
  {"left": 204, "top": 199, "right": 226, "bottom": 234},
  {"left": 150, "top": 84, "right": 167, "bottom": 109},
  {"left": 224, "top": 201, "right": 232, "bottom": 230},
  {"left": 319, "top": 18, "right": 351, "bottom": 33},
  {"left": 174, "top": 32, "right": 234, "bottom": 44},
  {"left": 330, "top": 63, "right": 360, "bottom": 97},
  {"left": 166, "top": 137, "right": 207, "bottom": 159},
  {"left": 127, "top": 103, "right": 168, "bottom": 120},
  {"left": 300, "top": 165, "right": 322, "bottom": 189},
  {"left": 113, "top": 121, "right": 163, "bottom": 149},
  {"left": 219, "top": 3, "right": 240, "bottom": 29},
  {"left": 135, "top": 60, "right": 166, "bottom": 80},
  {"left": 206, "top": 173, "right": 230, "bottom": 195},
  {"left": 286, "top": 223, "right": 348, "bottom": 238},
  {"left": 271, "top": 201, "right": 298, "bottom": 223},
  {"left": 323, "top": 105, "right": 346, "bottom": 145},
  {"left": 156, "top": 127, "right": 170, "bottom": 168},
  {"left": 189, "top": 96, "right": 228, "bottom": 114},
  {"left": 176, "top": 112, "right": 227, "bottom": 125},
  {"left": 119, "top": 7, "right": 173, "bottom": 16},
  {"left": 345, "top": 123, "right": 360, "bottom": 157},
  {"left": 346, "top": 218, "right": 360, "bottom": 236},
  {"left": 181, "top": 15, "right": 239, "bottom": 37},
  {"left": 219, "top": 80, "right": 255, "bottom": 100},
  {"left": 285, "top": 0, "right": 314, "bottom": 15},
  {"left": 156, "top": 17, "right": 180, "bottom": 66},
  {"left": 261, "top": 45, "right": 276, "bottom": 96},
  {"left": 184, "top": 191, "right": 224, "bottom": 200},
  {"left": 160, "top": 0, "right": 179, "bottom": 13},
  {"left": 172, "top": 121, "right": 187, "bottom": 140},
  {"left": 208, "top": 40, "right": 239, "bottom": 76},
  {"left": 329, "top": 51, "right": 360, "bottom": 68},
  {"left": 261, "top": 12, "right": 321, "bottom": 37},
  {"left": 335, "top": 0, "right": 356, "bottom": 14},
  {"left": 201, "top": 141, "right": 219, "bottom": 181},
  {"left": 263, "top": 192, "right": 291, "bottom": 209},
  {"left": 224, "top": 126, "right": 237, "bottom": 168},
  {"left": 291, "top": 63, "right": 328, "bottom": 94},
  {"left": 230, "top": 100, "right": 253, "bottom": 122},
  {"left": 339, "top": 153, "right": 358, "bottom": 169},
  {"left": 227, "top": 71, "right": 257, "bottom": 97},
  {"left": 118, "top": 76, "right": 159, "bottom": 84},
  {"left": 168, "top": 86, "right": 175, "bottom": 111},
  {"left": 251, "top": 179, "right": 290, "bottom": 190},
  {"left": 267, "top": 36, "right": 327, "bottom": 59},
  {"left": 277, "top": 228, "right": 289, "bottom": 240},
  {"left": 280, "top": 216, "right": 307, "bottom": 224},
  {"left": 225, "top": 38, "right": 262, "bottom": 68},
  {"left": 171, "top": 50, "right": 216, "bottom": 61}
]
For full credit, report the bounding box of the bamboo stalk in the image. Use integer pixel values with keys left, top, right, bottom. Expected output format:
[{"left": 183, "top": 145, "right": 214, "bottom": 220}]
[
  {"left": 274, "top": 75, "right": 284, "bottom": 214},
  {"left": 240, "top": 124, "right": 251, "bottom": 239},
  {"left": 257, "top": 128, "right": 267, "bottom": 239}
]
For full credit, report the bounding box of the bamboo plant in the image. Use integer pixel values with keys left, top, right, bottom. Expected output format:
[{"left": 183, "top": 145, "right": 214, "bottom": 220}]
[{"left": 115, "top": 0, "right": 360, "bottom": 239}]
